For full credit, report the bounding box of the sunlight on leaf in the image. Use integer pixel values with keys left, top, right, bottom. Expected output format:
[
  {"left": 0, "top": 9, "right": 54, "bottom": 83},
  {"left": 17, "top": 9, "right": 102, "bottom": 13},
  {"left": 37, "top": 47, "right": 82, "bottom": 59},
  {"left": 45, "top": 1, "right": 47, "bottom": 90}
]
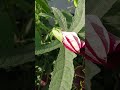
[{"left": 49, "top": 45, "right": 76, "bottom": 90}]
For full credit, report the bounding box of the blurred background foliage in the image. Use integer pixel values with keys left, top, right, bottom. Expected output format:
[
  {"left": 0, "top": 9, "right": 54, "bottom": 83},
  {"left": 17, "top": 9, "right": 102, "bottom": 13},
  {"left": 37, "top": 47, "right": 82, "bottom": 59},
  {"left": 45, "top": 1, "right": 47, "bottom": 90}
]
[
  {"left": 0, "top": 0, "right": 34, "bottom": 89},
  {"left": 102, "top": 0, "right": 120, "bottom": 38},
  {"left": 86, "top": 0, "right": 120, "bottom": 90}
]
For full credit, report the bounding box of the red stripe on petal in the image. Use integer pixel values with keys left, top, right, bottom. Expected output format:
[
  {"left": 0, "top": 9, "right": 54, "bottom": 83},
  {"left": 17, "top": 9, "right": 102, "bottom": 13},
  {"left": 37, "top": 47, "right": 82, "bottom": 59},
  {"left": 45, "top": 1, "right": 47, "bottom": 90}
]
[
  {"left": 65, "top": 35, "right": 79, "bottom": 53},
  {"left": 86, "top": 39, "right": 107, "bottom": 64},
  {"left": 62, "top": 38, "right": 77, "bottom": 53}
]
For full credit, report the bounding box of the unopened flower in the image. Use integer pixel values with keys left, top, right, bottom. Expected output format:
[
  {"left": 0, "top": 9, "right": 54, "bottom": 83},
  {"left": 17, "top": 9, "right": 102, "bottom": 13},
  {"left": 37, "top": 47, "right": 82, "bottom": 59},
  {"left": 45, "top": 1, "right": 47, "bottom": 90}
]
[
  {"left": 62, "top": 32, "right": 85, "bottom": 54},
  {"left": 52, "top": 28, "right": 85, "bottom": 54},
  {"left": 86, "top": 15, "right": 120, "bottom": 69}
]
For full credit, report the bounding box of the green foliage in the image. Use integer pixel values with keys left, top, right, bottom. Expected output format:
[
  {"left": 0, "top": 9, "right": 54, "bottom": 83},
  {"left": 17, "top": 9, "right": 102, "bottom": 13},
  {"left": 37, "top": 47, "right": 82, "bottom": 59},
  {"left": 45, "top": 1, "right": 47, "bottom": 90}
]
[
  {"left": 35, "top": 0, "right": 85, "bottom": 55},
  {"left": 68, "top": 0, "right": 78, "bottom": 7},
  {"left": 74, "top": 0, "right": 78, "bottom": 7},
  {"left": 35, "top": 0, "right": 120, "bottom": 89},
  {"left": 78, "top": 27, "right": 85, "bottom": 40},
  {"left": 102, "top": 0, "right": 120, "bottom": 38},
  {"left": 35, "top": 40, "right": 61, "bottom": 55},
  {"left": 69, "top": 0, "right": 85, "bottom": 33},
  {"left": 52, "top": 7, "right": 68, "bottom": 31},
  {"left": 35, "top": 0, "right": 85, "bottom": 90},
  {"left": 62, "top": 11, "right": 73, "bottom": 28},
  {"left": 49, "top": 46, "right": 76, "bottom": 90},
  {"left": 51, "top": 27, "right": 63, "bottom": 42},
  {"left": 35, "top": 30, "right": 41, "bottom": 49},
  {"left": 0, "top": 43, "right": 34, "bottom": 68},
  {"left": 36, "top": 0, "right": 51, "bottom": 14},
  {"left": 0, "top": 0, "right": 34, "bottom": 67},
  {"left": 86, "top": 0, "right": 118, "bottom": 18}
]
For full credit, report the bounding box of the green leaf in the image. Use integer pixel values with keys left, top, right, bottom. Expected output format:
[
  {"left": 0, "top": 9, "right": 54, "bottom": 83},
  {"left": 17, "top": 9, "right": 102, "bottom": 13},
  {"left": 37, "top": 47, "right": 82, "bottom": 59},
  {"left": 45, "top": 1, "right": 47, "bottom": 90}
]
[
  {"left": 0, "top": 43, "right": 34, "bottom": 68},
  {"left": 102, "top": 1, "right": 120, "bottom": 38},
  {"left": 69, "top": 0, "right": 85, "bottom": 33},
  {"left": 35, "top": 40, "right": 61, "bottom": 55},
  {"left": 74, "top": 0, "right": 78, "bottom": 7},
  {"left": 36, "top": 0, "right": 51, "bottom": 14},
  {"left": 86, "top": 0, "right": 118, "bottom": 18},
  {"left": 39, "top": 21, "right": 50, "bottom": 30},
  {"left": 78, "top": 27, "right": 85, "bottom": 40},
  {"left": 52, "top": 7, "right": 68, "bottom": 31},
  {"left": 62, "top": 11, "right": 73, "bottom": 28},
  {"left": 85, "top": 60, "right": 100, "bottom": 90},
  {"left": 35, "top": 30, "right": 41, "bottom": 48},
  {"left": 49, "top": 46, "right": 76, "bottom": 90}
]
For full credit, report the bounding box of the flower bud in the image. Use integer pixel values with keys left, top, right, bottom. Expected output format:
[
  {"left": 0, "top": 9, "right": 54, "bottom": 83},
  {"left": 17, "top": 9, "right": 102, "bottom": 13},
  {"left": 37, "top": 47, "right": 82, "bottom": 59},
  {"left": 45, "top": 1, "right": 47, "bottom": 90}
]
[
  {"left": 86, "top": 15, "right": 120, "bottom": 69},
  {"left": 62, "top": 32, "right": 85, "bottom": 54},
  {"left": 51, "top": 28, "right": 85, "bottom": 54}
]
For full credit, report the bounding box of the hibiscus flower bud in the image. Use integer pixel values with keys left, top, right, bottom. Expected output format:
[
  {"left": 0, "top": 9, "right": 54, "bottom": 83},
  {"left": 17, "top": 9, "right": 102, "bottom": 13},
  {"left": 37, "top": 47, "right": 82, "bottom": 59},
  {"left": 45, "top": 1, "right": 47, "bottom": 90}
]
[
  {"left": 62, "top": 32, "right": 85, "bottom": 54},
  {"left": 51, "top": 28, "right": 85, "bottom": 54},
  {"left": 86, "top": 15, "right": 120, "bottom": 69}
]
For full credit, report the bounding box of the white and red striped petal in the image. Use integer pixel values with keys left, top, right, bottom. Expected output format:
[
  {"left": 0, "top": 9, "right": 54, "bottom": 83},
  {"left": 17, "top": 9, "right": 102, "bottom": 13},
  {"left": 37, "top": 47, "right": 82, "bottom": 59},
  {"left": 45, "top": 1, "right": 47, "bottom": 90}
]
[
  {"left": 86, "top": 15, "right": 110, "bottom": 63},
  {"left": 62, "top": 32, "right": 85, "bottom": 54},
  {"left": 86, "top": 15, "right": 120, "bottom": 68}
]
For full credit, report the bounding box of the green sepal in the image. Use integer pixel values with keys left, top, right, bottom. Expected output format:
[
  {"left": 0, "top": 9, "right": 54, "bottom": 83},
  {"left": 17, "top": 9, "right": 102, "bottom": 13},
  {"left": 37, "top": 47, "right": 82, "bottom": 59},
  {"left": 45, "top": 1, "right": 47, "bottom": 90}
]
[{"left": 51, "top": 27, "right": 63, "bottom": 42}]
